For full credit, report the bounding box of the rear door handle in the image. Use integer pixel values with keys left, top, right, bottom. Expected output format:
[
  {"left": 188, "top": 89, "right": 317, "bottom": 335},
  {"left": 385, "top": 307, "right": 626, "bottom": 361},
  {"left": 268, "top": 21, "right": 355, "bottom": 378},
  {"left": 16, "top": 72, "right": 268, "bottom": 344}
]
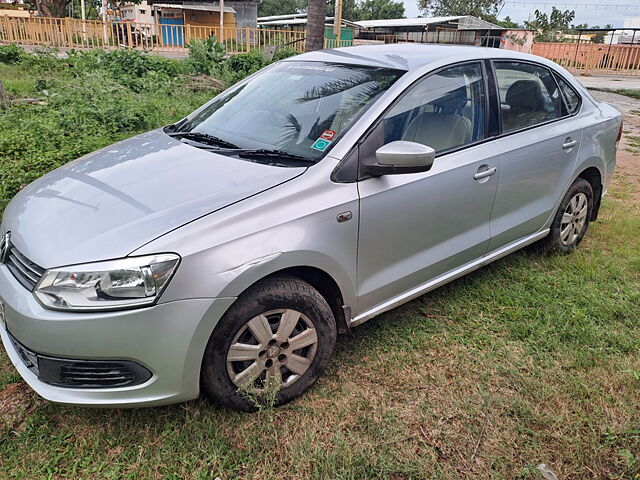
[
  {"left": 473, "top": 167, "right": 497, "bottom": 180},
  {"left": 562, "top": 139, "right": 578, "bottom": 150}
]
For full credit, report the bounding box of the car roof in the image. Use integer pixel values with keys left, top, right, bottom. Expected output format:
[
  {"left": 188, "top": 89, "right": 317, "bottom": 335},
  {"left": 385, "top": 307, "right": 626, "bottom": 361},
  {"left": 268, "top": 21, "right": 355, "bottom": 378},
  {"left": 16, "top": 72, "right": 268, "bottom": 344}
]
[{"left": 286, "top": 44, "right": 553, "bottom": 72}]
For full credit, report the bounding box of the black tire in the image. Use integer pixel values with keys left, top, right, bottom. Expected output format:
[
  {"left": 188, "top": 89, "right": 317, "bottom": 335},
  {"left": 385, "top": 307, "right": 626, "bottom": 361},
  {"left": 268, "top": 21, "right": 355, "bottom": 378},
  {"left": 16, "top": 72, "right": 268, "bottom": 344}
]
[
  {"left": 542, "top": 177, "right": 594, "bottom": 254},
  {"left": 201, "top": 276, "right": 337, "bottom": 411}
]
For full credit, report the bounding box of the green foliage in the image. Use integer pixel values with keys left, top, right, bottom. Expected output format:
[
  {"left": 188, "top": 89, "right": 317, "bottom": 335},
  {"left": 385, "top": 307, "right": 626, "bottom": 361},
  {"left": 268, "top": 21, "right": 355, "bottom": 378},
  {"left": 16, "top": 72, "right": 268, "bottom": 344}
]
[
  {"left": 272, "top": 47, "right": 300, "bottom": 61},
  {"left": 66, "top": 48, "right": 184, "bottom": 91},
  {"left": 325, "top": 0, "right": 361, "bottom": 21},
  {"left": 616, "top": 89, "right": 640, "bottom": 100},
  {"left": 0, "top": 44, "right": 26, "bottom": 64},
  {"left": 187, "top": 36, "right": 226, "bottom": 75},
  {"left": 258, "top": 0, "right": 304, "bottom": 17},
  {"left": 418, "top": 0, "right": 501, "bottom": 21},
  {"left": 526, "top": 7, "right": 576, "bottom": 42},
  {"left": 225, "top": 50, "right": 266, "bottom": 78},
  {"left": 356, "top": 0, "right": 405, "bottom": 21}
]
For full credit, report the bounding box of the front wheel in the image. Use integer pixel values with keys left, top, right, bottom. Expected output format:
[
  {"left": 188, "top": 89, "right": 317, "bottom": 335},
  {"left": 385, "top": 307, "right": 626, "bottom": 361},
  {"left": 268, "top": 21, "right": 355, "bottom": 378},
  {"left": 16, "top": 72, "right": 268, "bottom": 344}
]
[
  {"left": 543, "top": 177, "right": 594, "bottom": 254},
  {"left": 201, "top": 276, "right": 337, "bottom": 411}
]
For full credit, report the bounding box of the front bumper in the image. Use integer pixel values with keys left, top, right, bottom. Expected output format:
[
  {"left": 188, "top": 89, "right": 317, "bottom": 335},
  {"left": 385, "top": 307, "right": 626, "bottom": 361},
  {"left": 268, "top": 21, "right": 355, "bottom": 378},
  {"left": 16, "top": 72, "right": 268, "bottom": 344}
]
[{"left": 0, "top": 264, "right": 236, "bottom": 407}]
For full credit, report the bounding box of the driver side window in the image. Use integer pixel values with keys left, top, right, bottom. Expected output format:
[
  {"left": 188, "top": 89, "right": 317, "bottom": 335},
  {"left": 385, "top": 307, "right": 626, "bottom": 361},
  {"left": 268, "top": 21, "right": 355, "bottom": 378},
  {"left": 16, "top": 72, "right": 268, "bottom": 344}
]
[{"left": 381, "top": 62, "right": 487, "bottom": 153}]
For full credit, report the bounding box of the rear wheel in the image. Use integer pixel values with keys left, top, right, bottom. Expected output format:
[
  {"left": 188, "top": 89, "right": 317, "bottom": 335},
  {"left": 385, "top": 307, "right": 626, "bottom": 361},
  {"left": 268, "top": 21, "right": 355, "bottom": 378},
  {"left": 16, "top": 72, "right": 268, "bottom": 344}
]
[
  {"left": 201, "top": 276, "right": 337, "bottom": 411},
  {"left": 543, "top": 177, "right": 593, "bottom": 254}
]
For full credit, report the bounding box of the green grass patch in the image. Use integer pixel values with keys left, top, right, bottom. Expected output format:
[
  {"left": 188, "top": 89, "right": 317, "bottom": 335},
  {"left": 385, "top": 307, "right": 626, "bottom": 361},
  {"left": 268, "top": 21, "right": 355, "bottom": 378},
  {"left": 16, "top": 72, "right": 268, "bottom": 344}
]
[{"left": 616, "top": 89, "right": 640, "bottom": 100}]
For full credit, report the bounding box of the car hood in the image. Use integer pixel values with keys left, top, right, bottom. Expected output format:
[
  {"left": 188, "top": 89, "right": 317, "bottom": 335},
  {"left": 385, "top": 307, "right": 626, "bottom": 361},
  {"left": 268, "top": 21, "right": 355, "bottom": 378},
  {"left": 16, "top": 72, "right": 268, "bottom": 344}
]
[{"left": 2, "top": 130, "right": 306, "bottom": 268}]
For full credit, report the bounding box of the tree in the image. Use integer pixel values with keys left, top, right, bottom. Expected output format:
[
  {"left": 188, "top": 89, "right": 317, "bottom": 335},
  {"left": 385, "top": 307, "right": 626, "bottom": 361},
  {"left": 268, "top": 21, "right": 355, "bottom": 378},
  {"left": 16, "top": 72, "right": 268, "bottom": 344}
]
[
  {"left": 325, "top": 0, "right": 360, "bottom": 21},
  {"left": 305, "top": 0, "right": 326, "bottom": 51},
  {"left": 525, "top": 7, "right": 575, "bottom": 42},
  {"left": 592, "top": 25, "right": 613, "bottom": 44},
  {"left": 25, "top": 0, "right": 69, "bottom": 17},
  {"left": 417, "top": 0, "right": 502, "bottom": 22},
  {"left": 258, "top": 0, "right": 304, "bottom": 17},
  {"left": 494, "top": 15, "right": 519, "bottom": 28},
  {"left": 357, "top": 0, "right": 404, "bottom": 21}
]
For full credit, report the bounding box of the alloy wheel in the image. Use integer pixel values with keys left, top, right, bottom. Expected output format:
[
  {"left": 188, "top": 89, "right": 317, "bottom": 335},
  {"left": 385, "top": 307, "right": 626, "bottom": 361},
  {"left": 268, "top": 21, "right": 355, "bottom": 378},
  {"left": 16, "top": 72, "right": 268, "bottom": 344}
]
[
  {"left": 226, "top": 309, "right": 318, "bottom": 392},
  {"left": 560, "top": 192, "right": 588, "bottom": 246}
]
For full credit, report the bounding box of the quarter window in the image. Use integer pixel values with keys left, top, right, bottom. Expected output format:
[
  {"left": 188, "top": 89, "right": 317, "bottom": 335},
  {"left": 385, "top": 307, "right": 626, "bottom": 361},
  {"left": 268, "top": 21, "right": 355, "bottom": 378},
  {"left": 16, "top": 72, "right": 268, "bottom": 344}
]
[
  {"left": 381, "top": 62, "right": 486, "bottom": 153},
  {"left": 494, "top": 61, "right": 563, "bottom": 133},
  {"left": 554, "top": 74, "right": 581, "bottom": 114}
]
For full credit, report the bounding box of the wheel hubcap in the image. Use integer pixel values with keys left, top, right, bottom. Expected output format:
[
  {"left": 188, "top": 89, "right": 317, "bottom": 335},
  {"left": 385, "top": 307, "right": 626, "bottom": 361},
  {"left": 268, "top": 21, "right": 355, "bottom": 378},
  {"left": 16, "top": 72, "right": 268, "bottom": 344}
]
[
  {"left": 226, "top": 309, "right": 318, "bottom": 392},
  {"left": 560, "top": 192, "right": 588, "bottom": 246}
]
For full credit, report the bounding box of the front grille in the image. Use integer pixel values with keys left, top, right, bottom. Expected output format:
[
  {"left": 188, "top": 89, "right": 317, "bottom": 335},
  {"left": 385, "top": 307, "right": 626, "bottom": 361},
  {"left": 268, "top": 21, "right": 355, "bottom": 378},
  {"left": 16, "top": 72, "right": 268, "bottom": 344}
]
[
  {"left": 5, "top": 244, "right": 45, "bottom": 291},
  {"left": 8, "top": 332, "right": 152, "bottom": 389},
  {"left": 63, "top": 363, "right": 137, "bottom": 387}
]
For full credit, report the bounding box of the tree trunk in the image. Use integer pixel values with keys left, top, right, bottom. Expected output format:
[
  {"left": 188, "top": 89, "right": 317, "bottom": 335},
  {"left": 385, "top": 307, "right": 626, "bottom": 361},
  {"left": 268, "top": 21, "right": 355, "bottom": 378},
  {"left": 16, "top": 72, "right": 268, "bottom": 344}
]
[{"left": 305, "top": 0, "right": 326, "bottom": 52}]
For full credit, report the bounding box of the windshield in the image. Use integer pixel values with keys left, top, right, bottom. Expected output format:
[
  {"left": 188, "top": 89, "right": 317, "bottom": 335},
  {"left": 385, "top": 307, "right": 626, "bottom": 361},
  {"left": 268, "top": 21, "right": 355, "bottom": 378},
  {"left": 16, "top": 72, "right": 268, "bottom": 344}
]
[{"left": 168, "top": 61, "right": 404, "bottom": 163}]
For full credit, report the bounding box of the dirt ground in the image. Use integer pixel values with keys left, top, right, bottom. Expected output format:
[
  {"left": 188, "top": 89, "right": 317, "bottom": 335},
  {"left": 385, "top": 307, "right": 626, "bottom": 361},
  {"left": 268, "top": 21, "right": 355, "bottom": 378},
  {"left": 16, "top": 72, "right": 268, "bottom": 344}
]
[{"left": 590, "top": 90, "right": 640, "bottom": 201}]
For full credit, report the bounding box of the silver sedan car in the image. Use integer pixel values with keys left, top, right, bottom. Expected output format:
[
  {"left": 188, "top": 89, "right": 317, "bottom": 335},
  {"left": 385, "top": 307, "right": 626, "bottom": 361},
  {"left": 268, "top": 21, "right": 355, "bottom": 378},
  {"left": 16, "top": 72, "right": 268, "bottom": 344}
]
[{"left": 0, "top": 45, "right": 621, "bottom": 410}]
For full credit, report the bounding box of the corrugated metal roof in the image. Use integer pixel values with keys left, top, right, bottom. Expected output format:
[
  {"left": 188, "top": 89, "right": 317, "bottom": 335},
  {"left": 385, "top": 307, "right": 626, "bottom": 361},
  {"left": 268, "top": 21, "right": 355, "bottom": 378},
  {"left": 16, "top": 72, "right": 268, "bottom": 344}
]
[
  {"left": 154, "top": 2, "right": 236, "bottom": 12},
  {"left": 257, "top": 16, "right": 358, "bottom": 27},
  {"left": 354, "top": 16, "right": 500, "bottom": 30},
  {"left": 354, "top": 16, "right": 464, "bottom": 29}
]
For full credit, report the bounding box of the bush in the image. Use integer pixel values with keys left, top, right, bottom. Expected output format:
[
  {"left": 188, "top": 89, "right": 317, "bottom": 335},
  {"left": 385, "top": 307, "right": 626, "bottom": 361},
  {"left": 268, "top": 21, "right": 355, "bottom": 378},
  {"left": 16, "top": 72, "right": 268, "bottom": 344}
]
[
  {"left": 0, "top": 44, "right": 26, "bottom": 64},
  {"left": 67, "top": 49, "right": 184, "bottom": 91},
  {"left": 187, "top": 37, "right": 226, "bottom": 75},
  {"left": 272, "top": 48, "right": 299, "bottom": 62},
  {"left": 225, "top": 50, "right": 265, "bottom": 75}
]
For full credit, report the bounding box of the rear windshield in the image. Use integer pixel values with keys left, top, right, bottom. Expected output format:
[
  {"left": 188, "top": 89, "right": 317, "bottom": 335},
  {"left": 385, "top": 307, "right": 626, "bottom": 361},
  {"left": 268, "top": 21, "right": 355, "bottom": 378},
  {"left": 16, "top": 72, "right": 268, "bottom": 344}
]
[{"left": 169, "top": 61, "right": 404, "bottom": 163}]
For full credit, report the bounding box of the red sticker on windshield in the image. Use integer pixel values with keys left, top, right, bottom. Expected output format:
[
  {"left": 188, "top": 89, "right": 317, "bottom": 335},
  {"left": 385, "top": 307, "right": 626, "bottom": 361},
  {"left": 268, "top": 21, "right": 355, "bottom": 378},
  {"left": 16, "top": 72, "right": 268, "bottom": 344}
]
[{"left": 321, "top": 130, "right": 336, "bottom": 140}]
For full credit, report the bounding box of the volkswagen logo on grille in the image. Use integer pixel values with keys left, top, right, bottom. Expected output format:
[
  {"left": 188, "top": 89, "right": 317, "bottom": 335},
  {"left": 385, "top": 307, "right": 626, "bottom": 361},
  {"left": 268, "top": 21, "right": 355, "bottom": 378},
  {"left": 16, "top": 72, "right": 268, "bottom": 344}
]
[{"left": 0, "top": 232, "right": 10, "bottom": 264}]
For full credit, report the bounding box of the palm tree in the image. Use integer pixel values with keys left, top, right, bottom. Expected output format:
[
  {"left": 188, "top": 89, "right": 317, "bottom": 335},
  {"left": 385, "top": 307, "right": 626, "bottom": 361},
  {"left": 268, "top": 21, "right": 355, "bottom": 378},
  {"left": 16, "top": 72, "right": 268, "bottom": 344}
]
[{"left": 305, "top": 0, "right": 326, "bottom": 52}]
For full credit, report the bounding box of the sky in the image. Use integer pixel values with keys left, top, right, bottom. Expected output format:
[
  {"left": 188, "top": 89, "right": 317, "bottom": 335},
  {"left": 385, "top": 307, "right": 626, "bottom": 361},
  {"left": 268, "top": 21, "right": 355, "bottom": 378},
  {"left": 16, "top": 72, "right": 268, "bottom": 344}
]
[{"left": 401, "top": 0, "right": 639, "bottom": 28}]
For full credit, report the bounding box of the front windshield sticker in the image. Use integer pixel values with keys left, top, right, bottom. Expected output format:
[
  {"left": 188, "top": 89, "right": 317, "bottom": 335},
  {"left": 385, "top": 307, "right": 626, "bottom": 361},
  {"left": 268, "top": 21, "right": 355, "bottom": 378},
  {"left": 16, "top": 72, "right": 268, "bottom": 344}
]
[
  {"left": 311, "top": 139, "right": 332, "bottom": 152},
  {"left": 320, "top": 130, "right": 336, "bottom": 141}
]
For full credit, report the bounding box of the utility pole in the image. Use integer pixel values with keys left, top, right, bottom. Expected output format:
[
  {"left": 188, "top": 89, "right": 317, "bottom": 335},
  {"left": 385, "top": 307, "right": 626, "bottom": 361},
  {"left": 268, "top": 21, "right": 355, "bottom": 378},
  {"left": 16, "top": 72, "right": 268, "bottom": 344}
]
[
  {"left": 333, "top": 0, "right": 343, "bottom": 47},
  {"left": 80, "top": 0, "right": 87, "bottom": 42}
]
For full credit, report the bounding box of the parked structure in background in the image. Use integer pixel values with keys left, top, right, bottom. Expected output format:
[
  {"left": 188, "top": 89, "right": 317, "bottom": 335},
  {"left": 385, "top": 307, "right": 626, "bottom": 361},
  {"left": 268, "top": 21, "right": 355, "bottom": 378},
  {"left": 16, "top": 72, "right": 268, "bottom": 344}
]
[
  {"left": 257, "top": 14, "right": 355, "bottom": 48},
  {"left": 605, "top": 18, "right": 640, "bottom": 45},
  {"left": 349, "top": 16, "right": 534, "bottom": 53},
  {"left": 118, "top": 1, "right": 156, "bottom": 36}
]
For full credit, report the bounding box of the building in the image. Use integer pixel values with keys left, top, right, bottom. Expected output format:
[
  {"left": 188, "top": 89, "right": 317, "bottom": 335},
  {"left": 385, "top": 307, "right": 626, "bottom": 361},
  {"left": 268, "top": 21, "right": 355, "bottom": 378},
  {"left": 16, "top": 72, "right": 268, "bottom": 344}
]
[
  {"left": 604, "top": 18, "right": 640, "bottom": 45},
  {"left": 118, "top": 1, "right": 156, "bottom": 35},
  {"left": 257, "top": 14, "right": 356, "bottom": 47},
  {"left": 144, "top": 0, "right": 257, "bottom": 46},
  {"left": 353, "top": 16, "right": 505, "bottom": 46},
  {"left": 150, "top": 0, "right": 257, "bottom": 29}
]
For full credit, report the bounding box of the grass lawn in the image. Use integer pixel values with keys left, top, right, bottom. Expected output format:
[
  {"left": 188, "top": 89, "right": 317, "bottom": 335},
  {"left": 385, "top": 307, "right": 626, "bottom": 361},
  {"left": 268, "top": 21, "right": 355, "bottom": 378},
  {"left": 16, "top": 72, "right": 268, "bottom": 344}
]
[
  {"left": 0, "top": 53, "right": 639, "bottom": 479},
  {"left": 617, "top": 89, "right": 640, "bottom": 101}
]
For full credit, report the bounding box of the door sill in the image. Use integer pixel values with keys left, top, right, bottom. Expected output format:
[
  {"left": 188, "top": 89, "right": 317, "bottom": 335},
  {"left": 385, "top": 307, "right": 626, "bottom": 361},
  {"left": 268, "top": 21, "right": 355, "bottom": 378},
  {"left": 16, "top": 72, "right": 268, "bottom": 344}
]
[{"left": 350, "top": 229, "right": 550, "bottom": 327}]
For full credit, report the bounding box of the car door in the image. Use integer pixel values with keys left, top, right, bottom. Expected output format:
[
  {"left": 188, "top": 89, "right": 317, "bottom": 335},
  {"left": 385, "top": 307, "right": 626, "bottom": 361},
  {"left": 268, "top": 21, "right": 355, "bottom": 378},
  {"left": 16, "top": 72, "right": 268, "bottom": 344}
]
[
  {"left": 486, "top": 60, "right": 583, "bottom": 252},
  {"left": 356, "top": 62, "right": 500, "bottom": 315}
]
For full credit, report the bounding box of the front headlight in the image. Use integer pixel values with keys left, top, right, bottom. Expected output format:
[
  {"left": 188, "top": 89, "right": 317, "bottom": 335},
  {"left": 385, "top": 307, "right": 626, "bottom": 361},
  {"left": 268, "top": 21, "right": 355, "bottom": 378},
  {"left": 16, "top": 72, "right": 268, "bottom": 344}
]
[{"left": 34, "top": 254, "right": 180, "bottom": 311}]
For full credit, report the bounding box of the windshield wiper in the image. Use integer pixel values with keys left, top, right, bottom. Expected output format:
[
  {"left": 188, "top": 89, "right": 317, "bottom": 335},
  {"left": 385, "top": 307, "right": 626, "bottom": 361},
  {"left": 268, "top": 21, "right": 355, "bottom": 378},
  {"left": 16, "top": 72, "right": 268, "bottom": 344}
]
[
  {"left": 168, "top": 131, "right": 240, "bottom": 149},
  {"left": 236, "top": 149, "right": 315, "bottom": 164}
]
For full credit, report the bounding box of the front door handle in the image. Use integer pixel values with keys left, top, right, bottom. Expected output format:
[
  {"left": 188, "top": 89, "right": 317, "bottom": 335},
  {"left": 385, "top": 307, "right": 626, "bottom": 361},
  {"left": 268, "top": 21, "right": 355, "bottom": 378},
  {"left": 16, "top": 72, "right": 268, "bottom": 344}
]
[
  {"left": 473, "top": 166, "right": 497, "bottom": 180},
  {"left": 562, "top": 139, "right": 578, "bottom": 150}
]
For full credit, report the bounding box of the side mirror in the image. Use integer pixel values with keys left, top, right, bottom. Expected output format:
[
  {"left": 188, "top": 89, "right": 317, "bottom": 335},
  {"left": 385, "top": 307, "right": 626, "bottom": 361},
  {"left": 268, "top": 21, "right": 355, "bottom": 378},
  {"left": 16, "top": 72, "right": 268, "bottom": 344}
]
[{"left": 362, "top": 141, "right": 435, "bottom": 177}]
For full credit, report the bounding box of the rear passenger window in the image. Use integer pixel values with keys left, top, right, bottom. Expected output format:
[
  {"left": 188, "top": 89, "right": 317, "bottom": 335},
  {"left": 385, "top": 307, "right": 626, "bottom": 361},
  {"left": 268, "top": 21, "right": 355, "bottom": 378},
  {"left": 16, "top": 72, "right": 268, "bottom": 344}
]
[
  {"left": 494, "top": 62, "right": 563, "bottom": 133},
  {"left": 382, "top": 62, "right": 486, "bottom": 153},
  {"left": 554, "top": 74, "right": 581, "bottom": 114}
]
